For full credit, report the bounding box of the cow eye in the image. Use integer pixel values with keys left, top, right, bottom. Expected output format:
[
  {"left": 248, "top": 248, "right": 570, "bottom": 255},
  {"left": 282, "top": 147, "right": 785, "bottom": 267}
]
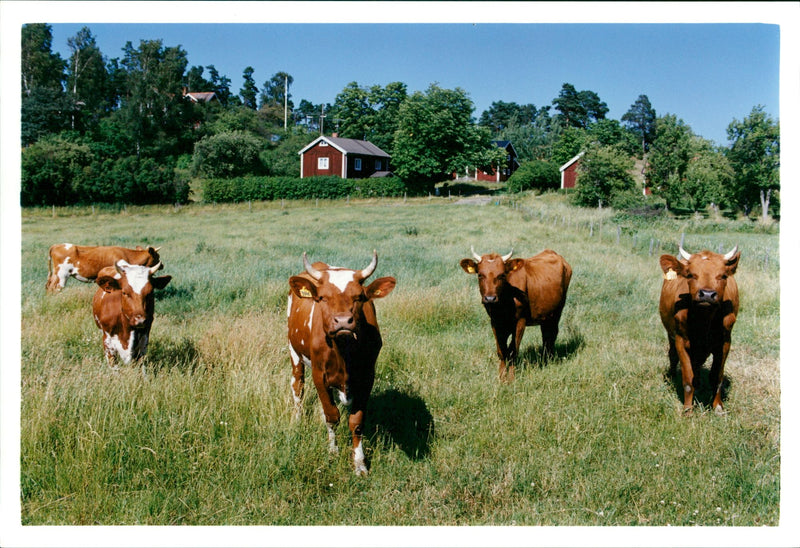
[{"left": 685, "top": 272, "right": 694, "bottom": 279}]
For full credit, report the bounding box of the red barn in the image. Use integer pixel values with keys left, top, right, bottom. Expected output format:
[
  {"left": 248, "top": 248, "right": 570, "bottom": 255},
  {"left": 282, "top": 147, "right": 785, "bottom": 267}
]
[
  {"left": 298, "top": 136, "right": 391, "bottom": 179},
  {"left": 454, "top": 140, "right": 520, "bottom": 182},
  {"left": 559, "top": 151, "right": 585, "bottom": 189}
]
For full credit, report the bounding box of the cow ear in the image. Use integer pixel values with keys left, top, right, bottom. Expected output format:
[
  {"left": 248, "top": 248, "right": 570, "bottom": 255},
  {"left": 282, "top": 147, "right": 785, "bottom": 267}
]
[
  {"left": 460, "top": 259, "right": 478, "bottom": 274},
  {"left": 505, "top": 258, "right": 525, "bottom": 273},
  {"left": 725, "top": 251, "right": 740, "bottom": 276},
  {"left": 289, "top": 276, "right": 317, "bottom": 299},
  {"left": 96, "top": 274, "right": 121, "bottom": 293},
  {"left": 151, "top": 275, "right": 172, "bottom": 290},
  {"left": 659, "top": 254, "right": 685, "bottom": 277},
  {"left": 366, "top": 277, "right": 396, "bottom": 300}
]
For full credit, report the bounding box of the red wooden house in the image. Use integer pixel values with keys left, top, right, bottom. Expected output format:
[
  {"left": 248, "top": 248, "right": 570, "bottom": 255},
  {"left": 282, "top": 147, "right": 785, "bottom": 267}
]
[
  {"left": 455, "top": 140, "right": 520, "bottom": 182},
  {"left": 298, "top": 136, "right": 392, "bottom": 179},
  {"left": 560, "top": 151, "right": 585, "bottom": 189}
]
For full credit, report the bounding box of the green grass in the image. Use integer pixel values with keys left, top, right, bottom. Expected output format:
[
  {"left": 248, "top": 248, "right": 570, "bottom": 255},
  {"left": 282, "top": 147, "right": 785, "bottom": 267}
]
[{"left": 19, "top": 193, "right": 780, "bottom": 526}]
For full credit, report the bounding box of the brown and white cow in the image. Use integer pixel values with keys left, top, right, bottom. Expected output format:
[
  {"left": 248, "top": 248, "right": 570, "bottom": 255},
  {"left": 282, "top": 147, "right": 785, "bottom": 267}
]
[
  {"left": 287, "top": 251, "right": 395, "bottom": 476},
  {"left": 461, "top": 247, "right": 572, "bottom": 380},
  {"left": 659, "top": 246, "right": 740, "bottom": 414},
  {"left": 92, "top": 260, "right": 172, "bottom": 373},
  {"left": 47, "top": 244, "right": 162, "bottom": 292}
]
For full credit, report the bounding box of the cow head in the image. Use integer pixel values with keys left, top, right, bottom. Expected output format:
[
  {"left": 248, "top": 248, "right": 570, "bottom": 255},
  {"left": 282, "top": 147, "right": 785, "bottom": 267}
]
[
  {"left": 460, "top": 247, "right": 524, "bottom": 305},
  {"left": 660, "top": 246, "right": 740, "bottom": 307},
  {"left": 96, "top": 260, "right": 172, "bottom": 327},
  {"left": 289, "top": 251, "right": 395, "bottom": 342}
]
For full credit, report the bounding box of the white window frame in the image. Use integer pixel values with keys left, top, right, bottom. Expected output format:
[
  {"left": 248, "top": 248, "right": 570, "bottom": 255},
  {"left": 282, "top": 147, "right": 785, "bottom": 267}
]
[{"left": 318, "top": 157, "right": 329, "bottom": 170}]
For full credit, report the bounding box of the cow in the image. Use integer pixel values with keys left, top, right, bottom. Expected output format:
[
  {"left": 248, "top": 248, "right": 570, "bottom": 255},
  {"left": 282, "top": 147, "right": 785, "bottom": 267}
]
[
  {"left": 92, "top": 260, "right": 172, "bottom": 373},
  {"left": 460, "top": 247, "right": 572, "bottom": 381},
  {"left": 287, "top": 251, "right": 396, "bottom": 476},
  {"left": 659, "top": 245, "right": 740, "bottom": 414},
  {"left": 47, "top": 244, "right": 162, "bottom": 292}
]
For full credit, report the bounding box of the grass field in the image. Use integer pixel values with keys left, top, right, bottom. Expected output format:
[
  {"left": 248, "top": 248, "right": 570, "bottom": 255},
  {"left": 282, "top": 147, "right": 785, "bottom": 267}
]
[{"left": 17, "top": 192, "right": 780, "bottom": 530}]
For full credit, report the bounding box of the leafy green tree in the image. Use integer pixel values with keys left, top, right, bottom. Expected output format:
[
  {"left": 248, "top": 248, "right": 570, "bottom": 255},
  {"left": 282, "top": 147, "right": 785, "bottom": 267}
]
[
  {"left": 479, "top": 101, "right": 538, "bottom": 134},
  {"left": 367, "top": 82, "right": 407, "bottom": 153},
  {"left": 726, "top": 105, "right": 780, "bottom": 220},
  {"left": 66, "top": 27, "right": 111, "bottom": 133},
  {"left": 551, "top": 126, "right": 589, "bottom": 167},
  {"left": 116, "top": 39, "right": 194, "bottom": 158},
  {"left": 552, "top": 83, "right": 608, "bottom": 129},
  {"left": 574, "top": 144, "right": 635, "bottom": 207},
  {"left": 496, "top": 108, "right": 555, "bottom": 162},
  {"left": 621, "top": 94, "right": 656, "bottom": 157},
  {"left": 646, "top": 114, "right": 695, "bottom": 209},
  {"left": 191, "top": 130, "right": 268, "bottom": 178},
  {"left": 332, "top": 81, "right": 372, "bottom": 140},
  {"left": 205, "top": 64, "right": 235, "bottom": 106},
  {"left": 239, "top": 66, "right": 258, "bottom": 109},
  {"left": 684, "top": 138, "right": 734, "bottom": 211},
  {"left": 21, "top": 87, "right": 74, "bottom": 146},
  {"left": 506, "top": 160, "right": 560, "bottom": 193},
  {"left": 21, "top": 23, "right": 66, "bottom": 97},
  {"left": 587, "top": 119, "right": 638, "bottom": 157},
  {"left": 392, "top": 84, "right": 485, "bottom": 193},
  {"left": 261, "top": 128, "right": 316, "bottom": 177},
  {"left": 259, "top": 71, "right": 293, "bottom": 111}
]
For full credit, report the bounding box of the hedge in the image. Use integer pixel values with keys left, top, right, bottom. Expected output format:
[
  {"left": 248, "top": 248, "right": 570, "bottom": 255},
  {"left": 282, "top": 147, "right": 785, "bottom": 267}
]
[{"left": 201, "top": 175, "right": 407, "bottom": 203}]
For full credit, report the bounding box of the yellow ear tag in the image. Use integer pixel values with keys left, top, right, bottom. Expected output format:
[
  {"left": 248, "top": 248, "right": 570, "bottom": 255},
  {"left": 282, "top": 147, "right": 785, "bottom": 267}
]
[
  {"left": 664, "top": 269, "right": 677, "bottom": 281},
  {"left": 299, "top": 287, "right": 313, "bottom": 298},
  {"left": 374, "top": 289, "right": 382, "bottom": 296},
  {"left": 467, "top": 265, "right": 476, "bottom": 273}
]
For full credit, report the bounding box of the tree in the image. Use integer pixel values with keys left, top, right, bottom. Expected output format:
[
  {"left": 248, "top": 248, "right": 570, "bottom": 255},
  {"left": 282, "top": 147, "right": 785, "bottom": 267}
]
[
  {"left": 506, "top": 160, "right": 560, "bottom": 193},
  {"left": 726, "top": 105, "right": 780, "bottom": 220},
  {"left": 239, "top": 66, "right": 258, "bottom": 109},
  {"left": 21, "top": 23, "right": 66, "bottom": 97},
  {"left": 392, "top": 84, "right": 485, "bottom": 192},
  {"left": 551, "top": 126, "right": 589, "bottom": 167},
  {"left": 621, "top": 94, "right": 656, "bottom": 157},
  {"left": 587, "top": 119, "right": 638, "bottom": 157},
  {"left": 478, "top": 101, "right": 538, "bottom": 134},
  {"left": 332, "top": 81, "right": 372, "bottom": 140},
  {"left": 21, "top": 134, "right": 93, "bottom": 205},
  {"left": 646, "top": 114, "right": 695, "bottom": 209},
  {"left": 684, "top": 138, "right": 734, "bottom": 211},
  {"left": 552, "top": 83, "right": 608, "bottom": 129},
  {"left": 574, "top": 145, "right": 635, "bottom": 208},
  {"left": 205, "top": 64, "right": 234, "bottom": 106},
  {"left": 259, "top": 71, "right": 293, "bottom": 111},
  {"left": 66, "top": 27, "right": 110, "bottom": 132},
  {"left": 191, "top": 130, "right": 267, "bottom": 178}
]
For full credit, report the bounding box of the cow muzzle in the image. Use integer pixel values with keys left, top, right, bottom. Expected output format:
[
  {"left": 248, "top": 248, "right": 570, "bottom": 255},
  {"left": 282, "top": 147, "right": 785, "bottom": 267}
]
[
  {"left": 695, "top": 289, "right": 719, "bottom": 305},
  {"left": 482, "top": 295, "right": 499, "bottom": 305},
  {"left": 329, "top": 314, "right": 357, "bottom": 340}
]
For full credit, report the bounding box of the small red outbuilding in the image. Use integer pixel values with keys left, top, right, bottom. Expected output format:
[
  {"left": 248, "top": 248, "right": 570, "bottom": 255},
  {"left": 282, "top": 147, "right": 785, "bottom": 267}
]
[
  {"left": 559, "top": 151, "right": 585, "bottom": 189},
  {"left": 298, "top": 136, "right": 391, "bottom": 179}
]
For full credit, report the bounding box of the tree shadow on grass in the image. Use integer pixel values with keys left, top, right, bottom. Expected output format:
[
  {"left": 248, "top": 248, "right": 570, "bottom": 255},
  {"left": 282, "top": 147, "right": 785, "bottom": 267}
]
[
  {"left": 663, "top": 365, "right": 732, "bottom": 411},
  {"left": 367, "top": 388, "right": 434, "bottom": 461},
  {"left": 517, "top": 330, "right": 586, "bottom": 370}
]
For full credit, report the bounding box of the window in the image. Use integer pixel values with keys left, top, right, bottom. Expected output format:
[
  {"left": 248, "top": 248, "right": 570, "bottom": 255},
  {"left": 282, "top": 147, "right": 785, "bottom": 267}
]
[
  {"left": 354, "top": 158, "right": 362, "bottom": 171},
  {"left": 318, "top": 157, "right": 329, "bottom": 170},
  {"left": 375, "top": 159, "right": 382, "bottom": 171},
  {"left": 319, "top": 141, "right": 328, "bottom": 147}
]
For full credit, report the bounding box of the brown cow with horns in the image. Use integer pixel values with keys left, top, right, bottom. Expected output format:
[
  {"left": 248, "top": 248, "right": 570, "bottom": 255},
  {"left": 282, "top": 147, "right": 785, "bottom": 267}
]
[
  {"left": 287, "top": 251, "right": 396, "bottom": 476},
  {"left": 461, "top": 247, "right": 572, "bottom": 381},
  {"left": 659, "top": 245, "right": 740, "bottom": 414}
]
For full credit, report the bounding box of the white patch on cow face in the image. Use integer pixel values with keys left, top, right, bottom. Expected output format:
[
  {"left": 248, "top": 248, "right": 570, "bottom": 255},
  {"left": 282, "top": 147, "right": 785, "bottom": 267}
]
[
  {"left": 56, "top": 258, "right": 75, "bottom": 286},
  {"left": 327, "top": 269, "right": 358, "bottom": 292},
  {"left": 119, "top": 264, "right": 151, "bottom": 295}
]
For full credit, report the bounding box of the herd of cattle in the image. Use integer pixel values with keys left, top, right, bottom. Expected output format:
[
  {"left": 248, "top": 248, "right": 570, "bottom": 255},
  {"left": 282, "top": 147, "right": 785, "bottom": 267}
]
[{"left": 45, "top": 240, "right": 741, "bottom": 475}]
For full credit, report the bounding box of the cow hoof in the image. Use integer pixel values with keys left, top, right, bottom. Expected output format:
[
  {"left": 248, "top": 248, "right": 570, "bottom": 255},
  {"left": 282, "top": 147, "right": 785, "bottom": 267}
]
[
  {"left": 714, "top": 405, "right": 727, "bottom": 416},
  {"left": 682, "top": 406, "right": 694, "bottom": 417},
  {"left": 354, "top": 464, "right": 368, "bottom": 477}
]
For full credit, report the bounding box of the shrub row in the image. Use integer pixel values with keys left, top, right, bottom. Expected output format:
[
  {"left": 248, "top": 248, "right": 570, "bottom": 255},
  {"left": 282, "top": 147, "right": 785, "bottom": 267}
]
[{"left": 201, "top": 175, "right": 407, "bottom": 203}]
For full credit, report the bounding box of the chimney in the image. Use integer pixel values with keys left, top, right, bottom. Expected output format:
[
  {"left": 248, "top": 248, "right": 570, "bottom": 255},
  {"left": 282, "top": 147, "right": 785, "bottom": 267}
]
[{"left": 332, "top": 132, "right": 338, "bottom": 138}]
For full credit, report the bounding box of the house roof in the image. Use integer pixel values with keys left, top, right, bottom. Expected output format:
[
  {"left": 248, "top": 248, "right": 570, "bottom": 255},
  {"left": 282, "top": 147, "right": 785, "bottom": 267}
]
[
  {"left": 560, "top": 151, "right": 585, "bottom": 172},
  {"left": 184, "top": 91, "right": 217, "bottom": 103},
  {"left": 492, "top": 140, "right": 518, "bottom": 158},
  {"left": 298, "top": 136, "right": 391, "bottom": 158}
]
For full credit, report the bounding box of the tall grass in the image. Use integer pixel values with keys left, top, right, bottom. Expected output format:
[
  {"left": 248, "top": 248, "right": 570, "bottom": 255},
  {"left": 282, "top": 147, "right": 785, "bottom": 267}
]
[{"left": 19, "top": 194, "right": 780, "bottom": 528}]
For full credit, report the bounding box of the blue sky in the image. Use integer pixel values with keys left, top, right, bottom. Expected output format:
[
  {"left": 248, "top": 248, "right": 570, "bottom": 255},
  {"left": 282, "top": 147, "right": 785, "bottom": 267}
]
[{"left": 46, "top": 21, "right": 779, "bottom": 146}]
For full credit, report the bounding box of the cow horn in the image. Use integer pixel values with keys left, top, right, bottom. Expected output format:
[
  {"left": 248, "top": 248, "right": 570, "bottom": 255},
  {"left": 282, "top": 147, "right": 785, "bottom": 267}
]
[
  {"left": 723, "top": 245, "right": 739, "bottom": 261},
  {"left": 303, "top": 252, "right": 323, "bottom": 280},
  {"left": 501, "top": 248, "right": 514, "bottom": 262},
  {"left": 149, "top": 262, "right": 162, "bottom": 275},
  {"left": 360, "top": 250, "right": 378, "bottom": 280},
  {"left": 678, "top": 246, "right": 692, "bottom": 261},
  {"left": 470, "top": 246, "right": 482, "bottom": 263}
]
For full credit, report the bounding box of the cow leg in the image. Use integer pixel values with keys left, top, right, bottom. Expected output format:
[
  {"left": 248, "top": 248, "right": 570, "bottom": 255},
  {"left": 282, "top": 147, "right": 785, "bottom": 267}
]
[
  {"left": 288, "top": 347, "right": 305, "bottom": 421},
  {"left": 675, "top": 335, "right": 695, "bottom": 413},
  {"left": 349, "top": 409, "right": 368, "bottom": 476},
  {"left": 710, "top": 337, "right": 732, "bottom": 414},
  {"left": 508, "top": 318, "right": 527, "bottom": 381},
  {"left": 667, "top": 338, "right": 679, "bottom": 377},
  {"left": 491, "top": 325, "right": 510, "bottom": 381},
  {"left": 318, "top": 388, "right": 341, "bottom": 454},
  {"left": 540, "top": 320, "right": 558, "bottom": 359}
]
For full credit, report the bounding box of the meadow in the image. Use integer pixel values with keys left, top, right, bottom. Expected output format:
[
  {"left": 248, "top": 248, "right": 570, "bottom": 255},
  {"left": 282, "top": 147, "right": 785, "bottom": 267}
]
[{"left": 19, "top": 192, "right": 780, "bottom": 528}]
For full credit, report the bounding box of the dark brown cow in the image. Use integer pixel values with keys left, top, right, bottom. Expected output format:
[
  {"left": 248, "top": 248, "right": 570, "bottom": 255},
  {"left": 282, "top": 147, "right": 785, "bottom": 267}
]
[
  {"left": 47, "top": 244, "right": 162, "bottom": 292},
  {"left": 287, "top": 251, "right": 395, "bottom": 476},
  {"left": 460, "top": 247, "right": 572, "bottom": 380},
  {"left": 659, "top": 246, "right": 740, "bottom": 414},
  {"left": 92, "top": 260, "right": 171, "bottom": 373}
]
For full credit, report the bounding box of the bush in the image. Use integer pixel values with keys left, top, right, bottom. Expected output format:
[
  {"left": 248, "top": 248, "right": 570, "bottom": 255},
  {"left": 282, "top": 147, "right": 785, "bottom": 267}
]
[
  {"left": 192, "top": 131, "right": 268, "bottom": 178},
  {"left": 201, "top": 175, "right": 406, "bottom": 203},
  {"left": 506, "top": 161, "right": 560, "bottom": 193},
  {"left": 573, "top": 145, "right": 635, "bottom": 208},
  {"left": 21, "top": 135, "right": 93, "bottom": 206}
]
